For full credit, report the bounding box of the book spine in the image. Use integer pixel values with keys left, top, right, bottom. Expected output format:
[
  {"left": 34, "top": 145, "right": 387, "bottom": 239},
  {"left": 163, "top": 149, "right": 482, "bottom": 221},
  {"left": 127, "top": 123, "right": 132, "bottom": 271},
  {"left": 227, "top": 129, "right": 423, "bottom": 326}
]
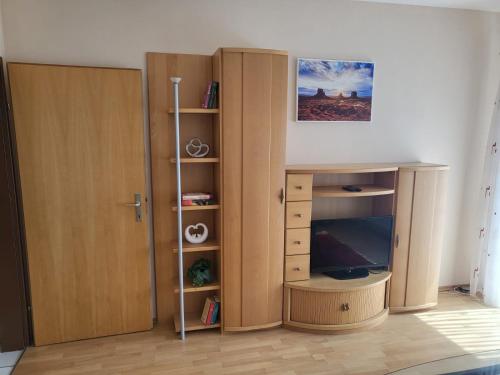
[
  {"left": 200, "top": 297, "right": 211, "bottom": 324},
  {"left": 202, "top": 82, "right": 212, "bottom": 109},
  {"left": 213, "top": 82, "right": 219, "bottom": 109},
  {"left": 211, "top": 301, "right": 219, "bottom": 324},
  {"left": 205, "top": 300, "right": 215, "bottom": 325},
  {"left": 208, "top": 82, "right": 218, "bottom": 109}
]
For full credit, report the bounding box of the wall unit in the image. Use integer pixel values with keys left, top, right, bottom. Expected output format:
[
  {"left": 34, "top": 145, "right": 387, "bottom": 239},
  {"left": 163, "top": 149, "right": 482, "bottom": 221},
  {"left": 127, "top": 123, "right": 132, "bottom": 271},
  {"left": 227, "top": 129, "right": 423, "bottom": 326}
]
[
  {"left": 390, "top": 166, "right": 449, "bottom": 312},
  {"left": 283, "top": 163, "right": 448, "bottom": 333},
  {"left": 147, "top": 52, "right": 222, "bottom": 334},
  {"left": 222, "top": 48, "right": 288, "bottom": 331}
]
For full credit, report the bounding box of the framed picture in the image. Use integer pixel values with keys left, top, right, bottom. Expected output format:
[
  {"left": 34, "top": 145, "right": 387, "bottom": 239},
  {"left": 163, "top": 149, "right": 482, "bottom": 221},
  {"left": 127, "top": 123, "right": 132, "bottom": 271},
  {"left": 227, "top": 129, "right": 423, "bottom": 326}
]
[{"left": 296, "top": 58, "right": 375, "bottom": 122}]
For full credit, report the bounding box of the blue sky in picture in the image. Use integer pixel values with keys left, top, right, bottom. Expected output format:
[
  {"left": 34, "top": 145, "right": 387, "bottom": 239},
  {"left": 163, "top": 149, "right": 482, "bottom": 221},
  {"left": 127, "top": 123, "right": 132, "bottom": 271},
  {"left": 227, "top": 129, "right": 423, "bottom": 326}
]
[{"left": 298, "top": 59, "right": 374, "bottom": 98}]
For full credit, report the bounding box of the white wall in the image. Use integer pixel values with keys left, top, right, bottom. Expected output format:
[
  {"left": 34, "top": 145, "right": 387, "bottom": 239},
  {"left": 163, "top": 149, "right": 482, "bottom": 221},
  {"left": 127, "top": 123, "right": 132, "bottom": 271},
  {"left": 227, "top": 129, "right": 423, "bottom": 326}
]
[{"left": 1, "top": 0, "right": 497, "bottom": 286}]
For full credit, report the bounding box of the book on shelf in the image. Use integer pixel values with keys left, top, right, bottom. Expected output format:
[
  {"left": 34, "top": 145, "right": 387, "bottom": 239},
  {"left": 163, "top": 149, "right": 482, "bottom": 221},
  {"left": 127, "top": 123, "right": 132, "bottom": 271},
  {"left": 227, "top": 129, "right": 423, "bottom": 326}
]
[
  {"left": 182, "top": 192, "right": 213, "bottom": 201},
  {"left": 201, "top": 81, "right": 219, "bottom": 109},
  {"left": 181, "top": 199, "right": 217, "bottom": 206},
  {"left": 201, "top": 295, "right": 220, "bottom": 325}
]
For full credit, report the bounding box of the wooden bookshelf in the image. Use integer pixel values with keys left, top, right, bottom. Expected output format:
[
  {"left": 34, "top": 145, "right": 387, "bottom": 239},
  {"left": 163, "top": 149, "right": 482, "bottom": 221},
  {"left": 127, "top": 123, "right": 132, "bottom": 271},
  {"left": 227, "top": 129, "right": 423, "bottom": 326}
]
[
  {"left": 171, "top": 204, "right": 220, "bottom": 212},
  {"left": 168, "top": 108, "right": 219, "bottom": 114},
  {"left": 169, "top": 157, "right": 219, "bottom": 164},
  {"left": 174, "top": 312, "right": 220, "bottom": 332},
  {"left": 147, "top": 52, "right": 223, "bottom": 337},
  {"left": 174, "top": 279, "right": 221, "bottom": 294},
  {"left": 312, "top": 185, "right": 395, "bottom": 198},
  {"left": 171, "top": 240, "right": 220, "bottom": 253}
]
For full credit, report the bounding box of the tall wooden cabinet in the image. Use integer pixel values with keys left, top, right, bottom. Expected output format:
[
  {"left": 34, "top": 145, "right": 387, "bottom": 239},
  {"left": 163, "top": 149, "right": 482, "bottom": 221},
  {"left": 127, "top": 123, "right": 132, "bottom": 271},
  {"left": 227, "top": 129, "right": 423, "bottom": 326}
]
[
  {"left": 390, "top": 166, "right": 449, "bottom": 311},
  {"left": 222, "top": 49, "right": 288, "bottom": 330}
]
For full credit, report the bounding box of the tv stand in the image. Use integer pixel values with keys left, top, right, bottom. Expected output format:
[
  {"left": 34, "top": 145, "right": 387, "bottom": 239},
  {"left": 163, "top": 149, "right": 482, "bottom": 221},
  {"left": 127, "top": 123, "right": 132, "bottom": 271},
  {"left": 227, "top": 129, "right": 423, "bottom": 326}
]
[
  {"left": 323, "top": 268, "right": 369, "bottom": 280},
  {"left": 284, "top": 271, "right": 391, "bottom": 333}
]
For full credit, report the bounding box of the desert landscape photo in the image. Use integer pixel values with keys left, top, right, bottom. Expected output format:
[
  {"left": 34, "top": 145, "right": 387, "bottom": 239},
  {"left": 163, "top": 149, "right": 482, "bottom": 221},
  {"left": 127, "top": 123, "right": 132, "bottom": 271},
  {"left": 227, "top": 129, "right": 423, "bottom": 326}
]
[{"left": 297, "top": 59, "right": 375, "bottom": 122}]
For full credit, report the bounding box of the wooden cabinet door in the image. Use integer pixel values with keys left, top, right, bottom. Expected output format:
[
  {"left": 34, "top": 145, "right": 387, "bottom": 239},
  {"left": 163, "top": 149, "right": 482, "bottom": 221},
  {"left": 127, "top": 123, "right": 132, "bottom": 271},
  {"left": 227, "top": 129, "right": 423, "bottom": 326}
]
[
  {"left": 9, "top": 63, "right": 152, "bottom": 345},
  {"left": 389, "top": 170, "right": 414, "bottom": 308},
  {"left": 405, "top": 169, "right": 448, "bottom": 307},
  {"left": 222, "top": 51, "right": 287, "bottom": 330},
  {"left": 390, "top": 168, "right": 448, "bottom": 310}
]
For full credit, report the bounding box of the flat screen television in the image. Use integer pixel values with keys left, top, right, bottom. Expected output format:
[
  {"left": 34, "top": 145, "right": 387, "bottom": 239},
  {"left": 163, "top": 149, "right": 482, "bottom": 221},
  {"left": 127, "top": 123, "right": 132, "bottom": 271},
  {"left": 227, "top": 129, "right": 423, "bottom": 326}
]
[{"left": 310, "top": 216, "right": 393, "bottom": 279}]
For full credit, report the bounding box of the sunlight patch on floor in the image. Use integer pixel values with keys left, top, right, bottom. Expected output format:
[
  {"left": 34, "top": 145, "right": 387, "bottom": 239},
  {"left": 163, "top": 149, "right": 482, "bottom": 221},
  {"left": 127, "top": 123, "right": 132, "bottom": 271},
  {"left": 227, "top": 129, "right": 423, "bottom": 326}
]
[{"left": 415, "top": 309, "right": 500, "bottom": 353}]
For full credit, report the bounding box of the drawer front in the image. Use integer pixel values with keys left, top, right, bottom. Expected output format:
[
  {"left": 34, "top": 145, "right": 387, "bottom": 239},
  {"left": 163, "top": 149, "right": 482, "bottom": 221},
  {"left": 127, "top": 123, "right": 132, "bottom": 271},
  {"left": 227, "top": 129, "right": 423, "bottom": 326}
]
[
  {"left": 285, "top": 255, "right": 310, "bottom": 282},
  {"left": 286, "top": 228, "right": 310, "bottom": 255},
  {"left": 286, "top": 174, "right": 313, "bottom": 201},
  {"left": 286, "top": 201, "right": 312, "bottom": 229},
  {"left": 289, "top": 283, "right": 386, "bottom": 325}
]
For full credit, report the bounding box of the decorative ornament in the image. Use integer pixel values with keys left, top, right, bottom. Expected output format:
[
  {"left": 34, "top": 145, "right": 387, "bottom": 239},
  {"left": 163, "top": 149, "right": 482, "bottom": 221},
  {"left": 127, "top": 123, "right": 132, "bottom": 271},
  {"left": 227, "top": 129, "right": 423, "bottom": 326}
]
[
  {"left": 184, "top": 223, "right": 208, "bottom": 244},
  {"left": 185, "top": 138, "right": 209, "bottom": 158},
  {"left": 187, "top": 258, "right": 212, "bottom": 287}
]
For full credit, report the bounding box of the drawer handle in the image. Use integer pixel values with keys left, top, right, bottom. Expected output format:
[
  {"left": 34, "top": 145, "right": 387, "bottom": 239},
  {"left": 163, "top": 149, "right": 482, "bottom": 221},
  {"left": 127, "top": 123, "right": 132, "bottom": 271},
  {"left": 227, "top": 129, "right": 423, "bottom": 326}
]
[
  {"left": 295, "top": 185, "right": 303, "bottom": 190},
  {"left": 341, "top": 303, "right": 350, "bottom": 311},
  {"left": 294, "top": 240, "right": 302, "bottom": 245},
  {"left": 294, "top": 213, "right": 303, "bottom": 218},
  {"left": 293, "top": 267, "right": 302, "bottom": 271}
]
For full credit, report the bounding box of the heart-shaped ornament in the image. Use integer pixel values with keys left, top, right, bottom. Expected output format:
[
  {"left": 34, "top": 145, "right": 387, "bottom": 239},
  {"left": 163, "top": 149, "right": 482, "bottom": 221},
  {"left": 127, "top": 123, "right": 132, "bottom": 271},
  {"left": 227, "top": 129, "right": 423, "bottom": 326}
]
[
  {"left": 186, "top": 138, "right": 210, "bottom": 158},
  {"left": 184, "top": 223, "right": 208, "bottom": 244}
]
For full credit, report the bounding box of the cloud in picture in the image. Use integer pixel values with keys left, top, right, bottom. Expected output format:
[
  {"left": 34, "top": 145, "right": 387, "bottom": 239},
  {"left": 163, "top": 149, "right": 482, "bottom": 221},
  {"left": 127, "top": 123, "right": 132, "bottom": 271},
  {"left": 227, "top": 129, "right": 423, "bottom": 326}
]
[{"left": 298, "top": 59, "right": 374, "bottom": 98}]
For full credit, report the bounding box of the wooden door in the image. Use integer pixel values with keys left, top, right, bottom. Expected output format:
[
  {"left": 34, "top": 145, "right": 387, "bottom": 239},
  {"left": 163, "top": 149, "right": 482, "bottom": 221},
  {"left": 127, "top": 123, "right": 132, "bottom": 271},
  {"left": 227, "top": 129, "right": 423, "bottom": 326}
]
[
  {"left": 390, "top": 167, "right": 448, "bottom": 310},
  {"left": 405, "top": 169, "right": 448, "bottom": 307},
  {"left": 389, "top": 169, "right": 414, "bottom": 308},
  {"left": 222, "top": 50, "right": 287, "bottom": 330},
  {"left": 8, "top": 63, "right": 152, "bottom": 345}
]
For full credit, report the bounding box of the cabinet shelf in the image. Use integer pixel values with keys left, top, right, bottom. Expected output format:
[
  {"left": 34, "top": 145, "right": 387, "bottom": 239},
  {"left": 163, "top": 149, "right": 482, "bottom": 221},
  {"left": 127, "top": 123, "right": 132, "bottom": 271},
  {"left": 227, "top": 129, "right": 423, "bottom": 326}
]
[
  {"left": 174, "top": 279, "right": 220, "bottom": 294},
  {"left": 174, "top": 312, "right": 220, "bottom": 332},
  {"left": 171, "top": 204, "right": 220, "bottom": 212},
  {"left": 168, "top": 108, "right": 219, "bottom": 114},
  {"left": 172, "top": 240, "right": 220, "bottom": 253},
  {"left": 170, "top": 157, "right": 219, "bottom": 164},
  {"left": 312, "top": 185, "right": 395, "bottom": 198}
]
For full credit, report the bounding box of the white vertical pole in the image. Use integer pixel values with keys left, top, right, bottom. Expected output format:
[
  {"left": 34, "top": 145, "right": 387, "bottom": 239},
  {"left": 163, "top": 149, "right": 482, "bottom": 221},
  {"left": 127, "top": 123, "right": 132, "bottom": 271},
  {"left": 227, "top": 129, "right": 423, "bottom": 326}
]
[{"left": 171, "top": 77, "right": 185, "bottom": 340}]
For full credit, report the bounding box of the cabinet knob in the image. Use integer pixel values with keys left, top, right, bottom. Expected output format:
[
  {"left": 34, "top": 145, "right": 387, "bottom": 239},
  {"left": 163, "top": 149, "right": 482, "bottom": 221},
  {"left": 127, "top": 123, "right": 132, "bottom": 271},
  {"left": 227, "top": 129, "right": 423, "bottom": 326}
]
[
  {"left": 295, "top": 185, "right": 303, "bottom": 190},
  {"left": 341, "top": 303, "right": 350, "bottom": 311},
  {"left": 294, "top": 213, "right": 303, "bottom": 218},
  {"left": 294, "top": 240, "right": 302, "bottom": 245},
  {"left": 293, "top": 267, "right": 302, "bottom": 271}
]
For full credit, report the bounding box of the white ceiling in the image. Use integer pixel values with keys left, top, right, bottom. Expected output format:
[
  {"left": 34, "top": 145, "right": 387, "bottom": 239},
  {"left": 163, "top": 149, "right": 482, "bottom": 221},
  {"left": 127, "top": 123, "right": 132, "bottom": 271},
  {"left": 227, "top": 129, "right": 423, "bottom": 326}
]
[{"left": 355, "top": 0, "right": 500, "bottom": 12}]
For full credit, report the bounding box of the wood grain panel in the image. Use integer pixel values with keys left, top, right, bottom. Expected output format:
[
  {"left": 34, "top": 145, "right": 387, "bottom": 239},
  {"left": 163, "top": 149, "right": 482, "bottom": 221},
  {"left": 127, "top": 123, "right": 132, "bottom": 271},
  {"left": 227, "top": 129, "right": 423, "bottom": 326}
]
[
  {"left": 286, "top": 201, "right": 312, "bottom": 228},
  {"left": 286, "top": 174, "right": 313, "bottom": 201},
  {"left": 267, "top": 54, "right": 287, "bottom": 324},
  {"left": 285, "top": 255, "right": 310, "bottom": 282},
  {"left": 389, "top": 170, "right": 415, "bottom": 308},
  {"left": 290, "top": 283, "right": 386, "bottom": 325},
  {"left": 9, "top": 63, "right": 151, "bottom": 345},
  {"left": 222, "top": 50, "right": 287, "bottom": 329},
  {"left": 285, "top": 228, "right": 310, "bottom": 255},
  {"left": 146, "top": 53, "right": 215, "bottom": 324},
  {"left": 406, "top": 170, "right": 448, "bottom": 307},
  {"left": 221, "top": 52, "right": 243, "bottom": 328},
  {"left": 241, "top": 52, "right": 273, "bottom": 327}
]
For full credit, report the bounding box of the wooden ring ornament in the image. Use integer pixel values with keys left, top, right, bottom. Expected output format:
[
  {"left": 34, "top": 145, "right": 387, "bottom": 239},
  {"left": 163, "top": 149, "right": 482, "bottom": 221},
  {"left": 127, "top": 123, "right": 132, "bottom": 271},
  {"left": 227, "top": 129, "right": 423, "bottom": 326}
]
[
  {"left": 184, "top": 223, "right": 208, "bottom": 244},
  {"left": 185, "top": 138, "right": 209, "bottom": 158}
]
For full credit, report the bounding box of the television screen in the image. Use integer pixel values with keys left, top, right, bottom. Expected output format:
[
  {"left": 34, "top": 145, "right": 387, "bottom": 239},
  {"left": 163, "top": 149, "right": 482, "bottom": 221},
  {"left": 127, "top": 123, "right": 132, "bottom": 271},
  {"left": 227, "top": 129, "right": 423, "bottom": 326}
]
[{"left": 310, "top": 216, "right": 393, "bottom": 274}]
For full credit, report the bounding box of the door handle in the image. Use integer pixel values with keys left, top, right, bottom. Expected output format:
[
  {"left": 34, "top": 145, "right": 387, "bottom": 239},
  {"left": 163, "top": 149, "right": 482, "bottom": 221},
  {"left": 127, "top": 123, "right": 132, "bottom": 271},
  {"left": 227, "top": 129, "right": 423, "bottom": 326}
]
[
  {"left": 125, "top": 193, "right": 142, "bottom": 222},
  {"left": 395, "top": 234, "right": 399, "bottom": 248},
  {"left": 280, "top": 188, "right": 285, "bottom": 204}
]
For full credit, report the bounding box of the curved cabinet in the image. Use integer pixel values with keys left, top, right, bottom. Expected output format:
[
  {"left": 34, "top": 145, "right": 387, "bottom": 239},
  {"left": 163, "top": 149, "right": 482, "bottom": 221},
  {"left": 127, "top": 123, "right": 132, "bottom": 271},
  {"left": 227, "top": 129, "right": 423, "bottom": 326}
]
[
  {"left": 284, "top": 272, "right": 391, "bottom": 333},
  {"left": 222, "top": 49, "right": 288, "bottom": 331},
  {"left": 390, "top": 166, "right": 449, "bottom": 312}
]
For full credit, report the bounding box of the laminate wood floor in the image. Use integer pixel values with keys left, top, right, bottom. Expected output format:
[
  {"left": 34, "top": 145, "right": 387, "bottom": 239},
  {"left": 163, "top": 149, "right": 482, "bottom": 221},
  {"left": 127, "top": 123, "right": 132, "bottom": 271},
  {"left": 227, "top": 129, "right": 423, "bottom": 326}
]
[{"left": 14, "top": 293, "right": 500, "bottom": 375}]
